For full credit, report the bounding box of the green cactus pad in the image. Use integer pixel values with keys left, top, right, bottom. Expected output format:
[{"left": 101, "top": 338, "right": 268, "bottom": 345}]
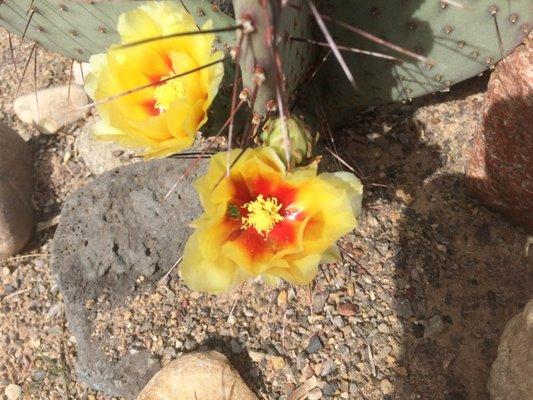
[
  {"left": 233, "top": 0, "right": 315, "bottom": 115},
  {"left": 318, "top": 0, "right": 532, "bottom": 108},
  {"left": 0, "top": 0, "right": 236, "bottom": 61}
]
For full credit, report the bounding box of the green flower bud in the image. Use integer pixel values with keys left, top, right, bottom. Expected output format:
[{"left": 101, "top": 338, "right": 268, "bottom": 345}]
[{"left": 261, "top": 116, "right": 314, "bottom": 167}]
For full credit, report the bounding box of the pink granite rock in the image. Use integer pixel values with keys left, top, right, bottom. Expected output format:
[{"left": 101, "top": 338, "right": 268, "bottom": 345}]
[{"left": 467, "top": 39, "right": 532, "bottom": 232}]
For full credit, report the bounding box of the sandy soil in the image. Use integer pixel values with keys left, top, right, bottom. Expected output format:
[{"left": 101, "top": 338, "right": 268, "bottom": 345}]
[{"left": 1, "top": 28, "right": 531, "bottom": 400}]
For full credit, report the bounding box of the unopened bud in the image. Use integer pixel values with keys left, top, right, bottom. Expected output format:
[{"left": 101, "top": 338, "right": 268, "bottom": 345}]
[{"left": 261, "top": 116, "right": 314, "bottom": 166}]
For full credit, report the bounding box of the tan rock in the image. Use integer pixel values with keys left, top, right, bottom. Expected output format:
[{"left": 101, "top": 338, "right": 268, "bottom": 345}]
[
  {"left": 72, "top": 61, "right": 92, "bottom": 86},
  {"left": 13, "top": 84, "right": 89, "bottom": 134},
  {"left": 4, "top": 384, "right": 22, "bottom": 400},
  {"left": 0, "top": 123, "right": 33, "bottom": 259},
  {"left": 488, "top": 300, "right": 533, "bottom": 400},
  {"left": 380, "top": 379, "right": 393, "bottom": 395},
  {"left": 137, "top": 351, "right": 258, "bottom": 400}
]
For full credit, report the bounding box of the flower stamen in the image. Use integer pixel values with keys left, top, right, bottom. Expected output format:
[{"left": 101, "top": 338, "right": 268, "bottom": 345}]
[
  {"left": 241, "top": 195, "right": 284, "bottom": 237},
  {"left": 153, "top": 76, "right": 186, "bottom": 112}
]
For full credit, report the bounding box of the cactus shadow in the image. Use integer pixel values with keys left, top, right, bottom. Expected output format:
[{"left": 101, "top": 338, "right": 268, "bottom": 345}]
[
  {"left": 392, "top": 173, "right": 530, "bottom": 399},
  {"left": 310, "top": 0, "right": 437, "bottom": 115},
  {"left": 321, "top": 80, "right": 529, "bottom": 399}
]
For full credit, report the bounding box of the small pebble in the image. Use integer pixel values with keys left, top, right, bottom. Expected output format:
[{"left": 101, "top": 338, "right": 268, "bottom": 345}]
[
  {"left": 312, "top": 294, "right": 326, "bottom": 313},
  {"left": 277, "top": 290, "right": 287, "bottom": 305},
  {"left": 31, "top": 370, "right": 45, "bottom": 382},
  {"left": 307, "top": 388, "right": 322, "bottom": 400},
  {"left": 323, "top": 381, "right": 339, "bottom": 396},
  {"left": 248, "top": 350, "right": 265, "bottom": 363},
  {"left": 425, "top": 315, "right": 444, "bottom": 337},
  {"left": 380, "top": 379, "right": 393, "bottom": 395},
  {"left": 230, "top": 339, "right": 244, "bottom": 353},
  {"left": 306, "top": 334, "right": 323, "bottom": 354},
  {"left": 337, "top": 302, "right": 357, "bottom": 316},
  {"left": 184, "top": 339, "right": 197, "bottom": 351},
  {"left": 267, "top": 355, "right": 286, "bottom": 370},
  {"left": 4, "top": 384, "right": 22, "bottom": 400}
]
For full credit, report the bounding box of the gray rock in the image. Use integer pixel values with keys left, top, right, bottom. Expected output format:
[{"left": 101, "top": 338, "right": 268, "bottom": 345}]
[
  {"left": 306, "top": 334, "right": 323, "bottom": 354},
  {"left": 488, "top": 300, "right": 533, "bottom": 400},
  {"left": 395, "top": 298, "right": 413, "bottom": 319},
  {"left": 31, "top": 370, "right": 45, "bottom": 382},
  {"left": 320, "top": 358, "right": 337, "bottom": 376},
  {"left": 230, "top": 338, "right": 245, "bottom": 354},
  {"left": 312, "top": 293, "right": 327, "bottom": 314},
  {"left": 185, "top": 338, "right": 198, "bottom": 351},
  {"left": 0, "top": 123, "right": 33, "bottom": 259},
  {"left": 52, "top": 158, "right": 206, "bottom": 399},
  {"left": 13, "top": 85, "right": 89, "bottom": 134},
  {"left": 323, "top": 381, "right": 339, "bottom": 396},
  {"left": 76, "top": 116, "right": 136, "bottom": 175},
  {"left": 425, "top": 315, "right": 444, "bottom": 337}
]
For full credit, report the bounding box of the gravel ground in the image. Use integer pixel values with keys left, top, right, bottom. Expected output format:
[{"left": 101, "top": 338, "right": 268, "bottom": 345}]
[{"left": 1, "top": 28, "right": 531, "bottom": 400}]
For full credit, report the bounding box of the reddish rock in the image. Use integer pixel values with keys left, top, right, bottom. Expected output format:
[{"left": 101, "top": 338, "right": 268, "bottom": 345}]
[
  {"left": 338, "top": 302, "right": 357, "bottom": 317},
  {"left": 467, "top": 39, "right": 532, "bottom": 232}
]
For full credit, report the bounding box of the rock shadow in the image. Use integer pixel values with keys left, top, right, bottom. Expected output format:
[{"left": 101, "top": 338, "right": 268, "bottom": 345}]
[
  {"left": 22, "top": 130, "right": 89, "bottom": 252},
  {"left": 200, "top": 335, "right": 268, "bottom": 398}
]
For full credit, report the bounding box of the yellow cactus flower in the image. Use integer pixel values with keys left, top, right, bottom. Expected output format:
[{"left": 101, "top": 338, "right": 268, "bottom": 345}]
[
  {"left": 180, "top": 147, "right": 363, "bottom": 293},
  {"left": 84, "top": 2, "right": 224, "bottom": 158}
]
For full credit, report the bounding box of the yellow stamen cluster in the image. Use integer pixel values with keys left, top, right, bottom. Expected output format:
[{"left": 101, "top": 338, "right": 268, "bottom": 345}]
[
  {"left": 153, "top": 77, "right": 186, "bottom": 112},
  {"left": 241, "top": 195, "right": 284, "bottom": 236}
]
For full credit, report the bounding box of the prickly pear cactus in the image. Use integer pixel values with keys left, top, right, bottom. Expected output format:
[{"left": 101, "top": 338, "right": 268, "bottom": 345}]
[
  {"left": 233, "top": 0, "right": 315, "bottom": 115},
  {"left": 2, "top": 0, "right": 531, "bottom": 115},
  {"left": 318, "top": 0, "right": 532, "bottom": 108},
  {"left": 0, "top": 0, "right": 236, "bottom": 61}
]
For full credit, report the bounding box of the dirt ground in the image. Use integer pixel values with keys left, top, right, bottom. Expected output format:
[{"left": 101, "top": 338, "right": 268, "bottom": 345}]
[{"left": 1, "top": 28, "right": 531, "bottom": 400}]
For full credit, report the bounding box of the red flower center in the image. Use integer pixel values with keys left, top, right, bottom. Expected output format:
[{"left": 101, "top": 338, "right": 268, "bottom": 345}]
[{"left": 224, "top": 176, "right": 305, "bottom": 260}]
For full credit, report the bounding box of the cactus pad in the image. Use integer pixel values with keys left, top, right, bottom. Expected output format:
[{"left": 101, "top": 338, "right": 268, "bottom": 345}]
[
  {"left": 233, "top": 0, "right": 315, "bottom": 115},
  {"left": 319, "top": 0, "right": 532, "bottom": 108},
  {"left": 0, "top": 0, "right": 236, "bottom": 61}
]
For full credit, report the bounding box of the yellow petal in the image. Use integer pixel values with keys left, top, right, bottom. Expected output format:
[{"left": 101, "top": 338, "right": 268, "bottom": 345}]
[
  {"left": 179, "top": 147, "right": 364, "bottom": 293},
  {"left": 180, "top": 230, "right": 250, "bottom": 294},
  {"left": 84, "top": 2, "right": 224, "bottom": 159}
]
